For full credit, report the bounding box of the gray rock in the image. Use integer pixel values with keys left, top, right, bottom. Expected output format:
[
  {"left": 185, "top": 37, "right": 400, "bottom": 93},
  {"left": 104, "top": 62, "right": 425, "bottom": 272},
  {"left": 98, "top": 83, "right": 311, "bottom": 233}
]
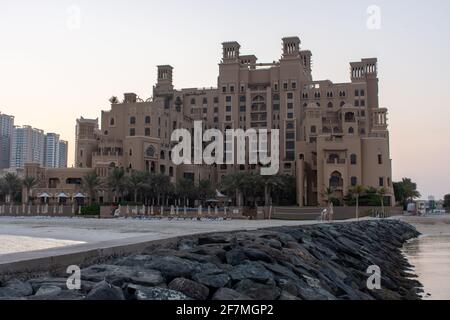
[
  {"left": 192, "top": 273, "right": 230, "bottom": 288},
  {"left": 35, "top": 285, "right": 62, "bottom": 296},
  {"left": 233, "top": 279, "right": 281, "bottom": 300},
  {"left": 0, "top": 279, "right": 33, "bottom": 298},
  {"left": 168, "top": 278, "right": 209, "bottom": 300},
  {"left": 128, "top": 285, "right": 190, "bottom": 300},
  {"left": 27, "top": 290, "right": 85, "bottom": 300},
  {"left": 226, "top": 249, "right": 248, "bottom": 266},
  {"left": 244, "top": 248, "right": 274, "bottom": 263},
  {"left": 229, "top": 261, "right": 274, "bottom": 283},
  {"left": 212, "top": 288, "right": 252, "bottom": 300},
  {"left": 144, "top": 256, "right": 200, "bottom": 280},
  {"left": 279, "top": 291, "right": 301, "bottom": 300},
  {"left": 86, "top": 281, "right": 125, "bottom": 300}
]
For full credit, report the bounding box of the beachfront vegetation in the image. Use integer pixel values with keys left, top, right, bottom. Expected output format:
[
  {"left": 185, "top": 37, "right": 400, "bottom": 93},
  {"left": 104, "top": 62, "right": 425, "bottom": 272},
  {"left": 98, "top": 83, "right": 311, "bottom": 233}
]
[{"left": 393, "top": 178, "right": 421, "bottom": 208}]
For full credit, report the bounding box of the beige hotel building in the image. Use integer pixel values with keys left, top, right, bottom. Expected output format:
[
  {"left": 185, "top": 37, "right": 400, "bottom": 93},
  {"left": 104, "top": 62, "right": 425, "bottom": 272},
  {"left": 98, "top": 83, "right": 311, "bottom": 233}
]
[{"left": 24, "top": 36, "right": 394, "bottom": 207}]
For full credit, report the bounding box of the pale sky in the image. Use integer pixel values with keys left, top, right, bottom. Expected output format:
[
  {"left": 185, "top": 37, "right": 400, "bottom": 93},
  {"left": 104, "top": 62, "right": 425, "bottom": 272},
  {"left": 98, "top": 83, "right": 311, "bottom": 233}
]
[{"left": 0, "top": 0, "right": 449, "bottom": 199}]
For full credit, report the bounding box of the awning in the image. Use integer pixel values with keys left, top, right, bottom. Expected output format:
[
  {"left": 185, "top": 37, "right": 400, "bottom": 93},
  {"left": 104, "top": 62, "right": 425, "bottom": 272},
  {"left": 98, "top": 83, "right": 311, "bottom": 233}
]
[
  {"left": 38, "top": 192, "right": 51, "bottom": 198},
  {"left": 74, "top": 193, "right": 86, "bottom": 198},
  {"left": 215, "top": 190, "right": 227, "bottom": 198},
  {"left": 57, "top": 192, "right": 69, "bottom": 198}
]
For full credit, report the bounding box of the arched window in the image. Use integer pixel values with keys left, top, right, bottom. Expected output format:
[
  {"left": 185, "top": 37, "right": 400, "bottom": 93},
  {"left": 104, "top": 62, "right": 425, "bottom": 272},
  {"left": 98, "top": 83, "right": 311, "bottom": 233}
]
[
  {"left": 129, "top": 149, "right": 133, "bottom": 156},
  {"left": 146, "top": 146, "right": 155, "bottom": 157},
  {"left": 350, "top": 154, "right": 357, "bottom": 165},
  {"left": 348, "top": 127, "right": 355, "bottom": 134},
  {"left": 110, "top": 118, "right": 115, "bottom": 126},
  {"left": 328, "top": 102, "right": 333, "bottom": 108},
  {"left": 160, "top": 150, "right": 165, "bottom": 159},
  {"left": 329, "top": 171, "right": 343, "bottom": 188}
]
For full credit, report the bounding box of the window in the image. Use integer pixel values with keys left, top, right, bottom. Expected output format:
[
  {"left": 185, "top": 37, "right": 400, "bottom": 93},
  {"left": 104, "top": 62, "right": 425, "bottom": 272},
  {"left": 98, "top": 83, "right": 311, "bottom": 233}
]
[
  {"left": 226, "top": 106, "right": 232, "bottom": 112},
  {"left": 226, "top": 116, "right": 231, "bottom": 121},
  {"left": 273, "top": 104, "right": 280, "bottom": 111},
  {"left": 287, "top": 113, "right": 293, "bottom": 119},
  {"left": 351, "top": 154, "right": 357, "bottom": 165},
  {"left": 286, "top": 132, "right": 295, "bottom": 139},
  {"left": 360, "top": 89, "right": 365, "bottom": 96},
  {"left": 354, "top": 100, "right": 360, "bottom": 107},
  {"left": 287, "top": 92, "right": 294, "bottom": 99},
  {"left": 230, "top": 86, "right": 235, "bottom": 93},
  {"left": 214, "top": 107, "right": 219, "bottom": 113},
  {"left": 129, "top": 149, "right": 133, "bottom": 156},
  {"left": 239, "top": 95, "right": 246, "bottom": 103},
  {"left": 292, "top": 82, "right": 297, "bottom": 89},
  {"left": 190, "top": 98, "right": 196, "bottom": 105},
  {"left": 379, "top": 177, "right": 384, "bottom": 187},
  {"left": 222, "top": 86, "right": 226, "bottom": 93},
  {"left": 130, "top": 116, "right": 136, "bottom": 125},
  {"left": 226, "top": 96, "right": 232, "bottom": 103},
  {"left": 203, "top": 97, "right": 208, "bottom": 105},
  {"left": 214, "top": 97, "right": 219, "bottom": 104},
  {"left": 203, "top": 108, "right": 207, "bottom": 114},
  {"left": 145, "top": 116, "right": 151, "bottom": 124},
  {"left": 310, "top": 126, "right": 316, "bottom": 134},
  {"left": 274, "top": 83, "right": 278, "bottom": 91},
  {"left": 351, "top": 177, "right": 358, "bottom": 186},
  {"left": 355, "top": 89, "right": 359, "bottom": 97},
  {"left": 360, "top": 100, "right": 365, "bottom": 107},
  {"left": 110, "top": 118, "right": 115, "bottom": 126},
  {"left": 214, "top": 117, "right": 218, "bottom": 123},
  {"left": 287, "top": 103, "right": 293, "bottom": 109},
  {"left": 283, "top": 82, "right": 288, "bottom": 90},
  {"left": 378, "top": 154, "right": 383, "bottom": 165},
  {"left": 239, "top": 106, "right": 246, "bottom": 112},
  {"left": 104, "top": 130, "right": 109, "bottom": 136},
  {"left": 348, "top": 127, "right": 355, "bottom": 134},
  {"left": 340, "top": 101, "right": 346, "bottom": 107},
  {"left": 160, "top": 151, "right": 165, "bottom": 159},
  {"left": 146, "top": 146, "right": 155, "bottom": 157},
  {"left": 328, "top": 102, "right": 333, "bottom": 108},
  {"left": 145, "top": 128, "right": 150, "bottom": 136},
  {"left": 129, "top": 128, "right": 135, "bottom": 136}
]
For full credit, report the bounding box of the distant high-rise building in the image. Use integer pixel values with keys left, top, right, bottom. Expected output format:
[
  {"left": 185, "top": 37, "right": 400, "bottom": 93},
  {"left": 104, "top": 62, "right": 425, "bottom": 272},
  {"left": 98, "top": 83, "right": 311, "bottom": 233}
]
[
  {"left": 44, "top": 133, "right": 60, "bottom": 168},
  {"left": 10, "top": 126, "right": 45, "bottom": 168},
  {"left": 58, "top": 140, "right": 68, "bottom": 168},
  {"left": 0, "top": 112, "right": 14, "bottom": 169}
]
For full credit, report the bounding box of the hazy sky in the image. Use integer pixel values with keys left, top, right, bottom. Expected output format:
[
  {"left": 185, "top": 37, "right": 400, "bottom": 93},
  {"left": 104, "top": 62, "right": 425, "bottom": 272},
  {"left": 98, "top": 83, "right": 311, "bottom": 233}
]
[{"left": 0, "top": 0, "right": 449, "bottom": 199}]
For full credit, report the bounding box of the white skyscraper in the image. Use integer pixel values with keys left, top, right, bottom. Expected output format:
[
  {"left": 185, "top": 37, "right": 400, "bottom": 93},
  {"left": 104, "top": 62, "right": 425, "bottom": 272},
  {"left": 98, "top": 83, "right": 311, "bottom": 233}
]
[
  {"left": 0, "top": 112, "right": 14, "bottom": 169},
  {"left": 44, "top": 133, "right": 60, "bottom": 168},
  {"left": 10, "top": 126, "right": 45, "bottom": 168},
  {"left": 58, "top": 140, "right": 68, "bottom": 168}
]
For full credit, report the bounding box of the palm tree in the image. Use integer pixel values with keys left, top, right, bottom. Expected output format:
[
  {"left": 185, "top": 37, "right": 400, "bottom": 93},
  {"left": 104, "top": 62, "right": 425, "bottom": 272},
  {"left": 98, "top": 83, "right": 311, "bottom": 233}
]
[
  {"left": 350, "top": 185, "right": 365, "bottom": 220},
  {"left": 3, "top": 173, "right": 22, "bottom": 204},
  {"left": 82, "top": 172, "right": 103, "bottom": 205},
  {"left": 197, "top": 179, "right": 214, "bottom": 205},
  {"left": 176, "top": 178, "right": 195, "bottom": 206},
  {"left": 221, "top": 172, "right": 247, "bottom": 206},
  {"left": 23, "top": 176, "right": 39, "bottom": 204},
  {"left": 152, "top": 174, "right": 171, "bottom": 205},
  {"left": 321, "top": 186, "right": 335, "bottom": 206},
  {"left": 378, "top": 187, "right": 388, "bottom": 218},
  {"left": 109, "top": 96, "right": 119, "bottom": 104},
  {"left": 262, "top": 175, "right": 285, "bottom": 206},
  {"left": 126, "top": 170, "right": 148, "bottom": 203},
  {"left": 107, "top": 167, "right": 127, "bottom": 204}
]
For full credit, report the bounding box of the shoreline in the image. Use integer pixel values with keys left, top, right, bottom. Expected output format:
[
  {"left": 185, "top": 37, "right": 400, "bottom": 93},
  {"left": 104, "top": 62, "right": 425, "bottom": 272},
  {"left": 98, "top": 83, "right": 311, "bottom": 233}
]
[{"left": 0, "top": 219, "right": 421, "bottom": 300}]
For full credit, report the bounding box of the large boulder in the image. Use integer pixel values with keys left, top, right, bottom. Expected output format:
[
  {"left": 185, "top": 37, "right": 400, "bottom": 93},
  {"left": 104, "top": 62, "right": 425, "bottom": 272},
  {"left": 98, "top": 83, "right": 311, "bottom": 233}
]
[
  {"left": 229, "top": 261, "right": 274, "bottom": 283},
  {"left": 225, "top": 249, "right": 248, "bottom": 266},
  {"left": 144, "top": 256, "right": 200, "bottom": 281},
  {"left": 85, "top": 281, "right": 125, "bottom": 300},
  {"left": 0, "top": 279, "right": 33, "bottom": 298},
  {"left": 192, "top": 273, "right": 230, "bottom": 289},
  {"left": 233, "top": 279, "right": 281, "bottom": 300},
  {"left": 127, "top": 285, "right": 190, "bottom": 300},
  {"left": 168, "top": 278, "right": 209, "bottom": 300}
]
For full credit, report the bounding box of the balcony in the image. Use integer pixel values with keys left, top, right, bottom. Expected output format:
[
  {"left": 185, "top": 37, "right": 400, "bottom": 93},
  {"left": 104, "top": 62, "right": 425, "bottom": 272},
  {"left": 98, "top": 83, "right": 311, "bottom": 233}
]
[{"left": 327, "top": 159, "right": 346, "bottom": 165}]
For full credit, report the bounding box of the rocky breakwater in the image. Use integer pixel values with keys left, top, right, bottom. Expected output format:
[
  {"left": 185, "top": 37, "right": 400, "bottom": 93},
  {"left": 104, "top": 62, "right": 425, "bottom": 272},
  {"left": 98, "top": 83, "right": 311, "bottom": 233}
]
[{"left": 0, "top": 220, "right": 422, "bottom": 300}]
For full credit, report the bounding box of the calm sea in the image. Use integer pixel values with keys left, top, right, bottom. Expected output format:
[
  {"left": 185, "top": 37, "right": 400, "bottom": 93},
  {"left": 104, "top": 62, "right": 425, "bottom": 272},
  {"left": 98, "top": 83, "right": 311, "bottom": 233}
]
[{"left": 403, "top": 234, "right": 450, "bottom": 300}]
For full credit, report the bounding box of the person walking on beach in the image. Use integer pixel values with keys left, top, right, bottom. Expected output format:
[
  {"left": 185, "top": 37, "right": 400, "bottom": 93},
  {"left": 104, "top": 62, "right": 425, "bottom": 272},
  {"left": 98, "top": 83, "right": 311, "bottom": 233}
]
[{"left": 328, "top": 202, "right": 334, "bottom": 222}]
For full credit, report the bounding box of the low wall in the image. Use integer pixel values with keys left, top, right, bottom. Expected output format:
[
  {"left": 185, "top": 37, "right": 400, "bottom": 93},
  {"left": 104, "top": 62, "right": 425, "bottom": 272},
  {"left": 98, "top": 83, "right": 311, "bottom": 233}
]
[
  {"left": 0, "top": 204, "right": 77, "bottom": 217},
  {"left": 272, "top": 206, "right": 404, "bottom": 221}
]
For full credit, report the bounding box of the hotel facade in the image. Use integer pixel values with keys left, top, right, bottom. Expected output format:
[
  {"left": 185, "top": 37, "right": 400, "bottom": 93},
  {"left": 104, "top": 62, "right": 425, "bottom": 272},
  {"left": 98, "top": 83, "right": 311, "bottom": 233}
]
[{"left": 24, "top": 37, "right": 395, "bottom": 207}]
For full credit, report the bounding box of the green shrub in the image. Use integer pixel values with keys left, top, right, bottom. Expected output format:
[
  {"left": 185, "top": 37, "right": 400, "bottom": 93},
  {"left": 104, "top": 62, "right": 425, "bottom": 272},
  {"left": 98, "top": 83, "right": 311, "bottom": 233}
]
[{"left": 80, "top": 204, "right": 100, "bottom": 216}]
